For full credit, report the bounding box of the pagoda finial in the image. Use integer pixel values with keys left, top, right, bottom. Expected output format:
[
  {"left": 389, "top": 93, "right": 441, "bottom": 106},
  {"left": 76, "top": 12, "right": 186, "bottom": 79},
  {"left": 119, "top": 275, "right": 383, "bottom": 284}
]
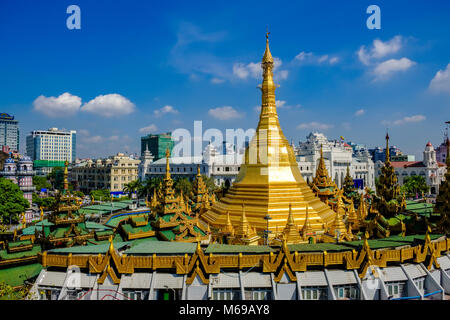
[
  {"left": 108, "top": 235, "right": 114, "bottom": 255},
  {"left": 165, "top": 148, "right": 171, "bottom": 179},
  {"left": 63, "top": 159, "right": 69, "bottom": 193},
  {"left": 385, "top": 130, "right": 390, "bottom": 164}
]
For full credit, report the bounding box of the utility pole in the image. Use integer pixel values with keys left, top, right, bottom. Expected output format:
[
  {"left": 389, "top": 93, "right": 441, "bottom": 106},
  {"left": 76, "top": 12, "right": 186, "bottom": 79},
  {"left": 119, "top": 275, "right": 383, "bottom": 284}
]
[{"left": 264, "top": 214, "right": 272, "bottom": 245}]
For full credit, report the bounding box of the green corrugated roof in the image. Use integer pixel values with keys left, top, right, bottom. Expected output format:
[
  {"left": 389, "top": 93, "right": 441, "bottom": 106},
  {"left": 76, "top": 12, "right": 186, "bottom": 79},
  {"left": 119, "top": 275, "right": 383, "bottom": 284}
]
[
  {"left": 124, "top": 240, "right": 196, "bottom": 254},
  {"left": 287, "top": 243, "right": 350, "bottom": 252},
  {"left": 0, "top": 263, "right": 43, "bottom": 287},
  {"left": 8, "top": 240, "right": 32, "bottom": 248},
  {"left": 159, "top": 229, "right": 176, "bottom": 240},
  {"left": 0, "top": 245, "right": 41, "bottom": 260},
  {"left": 205, "top": 244, "right": 274, "bottom": 254},
  {"left": 85, "top": 221, "right": 111, "bottom": 231},
  {"left": 48, "top": 241, "right": 130, "bottom": 254},
  {"left": 122, "top": 223, "right": 154, "bottom": 235}
]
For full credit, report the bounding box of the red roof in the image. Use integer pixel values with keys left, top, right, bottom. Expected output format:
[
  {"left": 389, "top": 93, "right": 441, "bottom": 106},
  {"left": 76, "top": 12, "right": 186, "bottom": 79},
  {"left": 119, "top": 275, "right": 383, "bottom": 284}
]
[
  {"left": 391, "top": 161, "right": 447, "bottom": 168},
  {"left": 390, "top": 161, "right": 425, "bottom": 168},
  {"left": 426, "top": 141, "right": 432, "bottom": 147}
]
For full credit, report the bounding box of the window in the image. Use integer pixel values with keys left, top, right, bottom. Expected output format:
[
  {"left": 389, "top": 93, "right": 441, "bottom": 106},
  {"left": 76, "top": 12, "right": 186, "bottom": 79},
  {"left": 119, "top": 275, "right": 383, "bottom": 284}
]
[
  {"left": 414, "top": 277, "right": 425, "bottom": 293},
  {"left": 334, "top": 285, "right": 359, "bottom": 300},
  {"left": 301, "top": 286, "right": 328, "bottom": 300},
  {"left": 244, "top": 288, "right": 272, "bottom": 300},
  {"left": 212, "top": 288, "right": 241, "bottom": 300},
  {"left": 386, "top": 281, "right": 406, "bottom": 298}
]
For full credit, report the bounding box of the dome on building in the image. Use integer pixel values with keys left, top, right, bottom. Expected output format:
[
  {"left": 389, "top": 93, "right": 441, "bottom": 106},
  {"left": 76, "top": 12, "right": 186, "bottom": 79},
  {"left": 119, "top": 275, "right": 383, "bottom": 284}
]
[
  {"left": 426, "top": 141, "right": 432, "bottom": 147},
  {"left": 19, "top": 156, "right": 32, "bottom": 163}
]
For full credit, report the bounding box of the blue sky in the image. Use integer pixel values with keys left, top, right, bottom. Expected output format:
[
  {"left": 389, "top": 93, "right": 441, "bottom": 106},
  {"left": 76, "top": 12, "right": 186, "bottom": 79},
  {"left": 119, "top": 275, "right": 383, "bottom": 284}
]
[{"left": 0, "top": 0, "right": 449, "bottom": 159}]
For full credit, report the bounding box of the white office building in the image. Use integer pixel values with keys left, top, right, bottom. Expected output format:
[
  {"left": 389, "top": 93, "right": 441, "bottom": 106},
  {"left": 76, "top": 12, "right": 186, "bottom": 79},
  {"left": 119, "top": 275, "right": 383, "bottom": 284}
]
[
  {"left": 26, "top": 128, "right": 76, "bottom": 175},
  {"left": 293, "top": 132, "right": 375, "bottom": 190}
]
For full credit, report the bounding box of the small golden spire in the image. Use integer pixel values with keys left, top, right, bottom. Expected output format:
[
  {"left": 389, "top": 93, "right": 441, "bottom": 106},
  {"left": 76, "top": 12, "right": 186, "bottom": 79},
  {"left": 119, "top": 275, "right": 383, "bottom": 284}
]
[
  {"left": 262, "top": 29, "right": 273, "bottom": 64},
  {"left": 108, "top": 235, "right": 114, "bottom": 255},
  {"left": 165, "top": 148, "right": 171, "bottom": 179}
]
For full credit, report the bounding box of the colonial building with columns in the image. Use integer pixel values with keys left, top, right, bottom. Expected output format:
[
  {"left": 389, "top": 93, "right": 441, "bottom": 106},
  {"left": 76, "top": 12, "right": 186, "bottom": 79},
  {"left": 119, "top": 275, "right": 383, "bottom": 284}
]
[
  {"left": 293, "top": 132, "right": 375, "bottom": 190},
  {"left": 375, "top": 141, "right": 446, "bottom": 195}
]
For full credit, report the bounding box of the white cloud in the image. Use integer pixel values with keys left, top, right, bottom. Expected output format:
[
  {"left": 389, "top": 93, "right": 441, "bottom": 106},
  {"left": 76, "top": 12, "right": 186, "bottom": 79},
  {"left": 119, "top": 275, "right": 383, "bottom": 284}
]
[
  {"left": 372, "top": 58, "right": 415, "bottom": 80},
  {"left": 153, "top": 105, "right": 179, "bottom": 117},
  {"left": 211, "top": 77, "right": 225, "bottom": 84},
  {"left": 208, "top": 106, "right": 243, "bottom": 120},
  {"left": 33, "top": 92, "right": 81, "bottom": 117},
  {"left": 355, "top": 109, "right": 365, "bottom": 116},
  {"left": 81, "top": 94, "right": 135, "bottom": 117},
  {"left": 83, "top": 135, "right": 103, "bottom": 144},
  {"left": 296, "top": 122, "right": 334, "bottom": 130},
  {"left": 357, "top": 35, "right": 403, "bottom": 65},
  {"left": 232, "top": 57, "right": 288, "bottom": 81},
  {"left": 139, "top": 124, "right": 158, "bottom": 134},
  {"left": 294, "top": 51, "right": 339, "bottom": 65},
  {"left": 429, "top": 63, "right": 450, "bottom": 93},
  {"left": 382, "top": 114, "right": 426, "bottom": 126}
]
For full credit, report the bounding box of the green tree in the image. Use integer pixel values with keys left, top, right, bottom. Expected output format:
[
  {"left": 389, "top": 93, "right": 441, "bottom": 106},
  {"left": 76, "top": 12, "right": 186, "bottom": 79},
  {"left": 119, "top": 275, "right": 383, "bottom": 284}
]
[
  {"left": 0, "top": 178, "right": 30, "bottom": 224},
  {"left": 202, "top": 175, "right": 218, "bottom": 193},
  {"left": 401, "top": 176, "right": 429, "bottom": 197},
  {"left": 42, "top": 197, "right": 56, "bottom": 210},
  {"left": 32, "top": 193, "right": 43, "bottom": 207},
  {"left": 90, "top": 189, "right": 111, "bottom": 202},
  {"left": 174, "top": 177, "right": 193, "bottom": 196},
  {"left": 47, "top": 167, "right": 64, "bottom": 190},
  {"left": 123, "top": 180, "right": 142, "bottom": 196},
  {"left": 32, "top": 176, "right": 51, "bottom": 193}
]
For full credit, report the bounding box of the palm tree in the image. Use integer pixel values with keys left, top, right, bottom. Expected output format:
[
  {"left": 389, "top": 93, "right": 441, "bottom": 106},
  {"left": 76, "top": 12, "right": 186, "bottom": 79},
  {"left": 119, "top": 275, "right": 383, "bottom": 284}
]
[{"left": 123, "top": 180, "right": 142, "bottom": 197}]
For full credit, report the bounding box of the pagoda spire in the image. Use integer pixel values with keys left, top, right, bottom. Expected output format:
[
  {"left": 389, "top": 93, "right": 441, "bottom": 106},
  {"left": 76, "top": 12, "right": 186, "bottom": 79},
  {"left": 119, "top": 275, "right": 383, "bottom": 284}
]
[
  {"left": 165, "top": 148, "right": 171, "bottom": 180},
  {"left": 385, "top": 131, "right": 390, "bottom": 164},
  {"left": 283, "top": 203, "right": 301, "bottom": 243},
  {"left": 302, "top": 206, "right": 313, "bottom": 238},
  {"left": 235, "top": 204, "right": 251, "bottom": 238},
  {"left": 63, "top": 159, "right": 69, "bottom": 193},
  {"left": 201, "top": 32, "right": 337, "bottom": 234},
  {"left": 329, "top": 190, "right": 348, "bottom": 239}
]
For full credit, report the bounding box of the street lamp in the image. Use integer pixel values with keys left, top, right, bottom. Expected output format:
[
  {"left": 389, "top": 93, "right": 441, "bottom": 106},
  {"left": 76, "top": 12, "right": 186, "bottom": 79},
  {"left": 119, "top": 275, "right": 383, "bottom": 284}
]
[{"left": 264, "top": 214, "right": 272, "bottom": 246}]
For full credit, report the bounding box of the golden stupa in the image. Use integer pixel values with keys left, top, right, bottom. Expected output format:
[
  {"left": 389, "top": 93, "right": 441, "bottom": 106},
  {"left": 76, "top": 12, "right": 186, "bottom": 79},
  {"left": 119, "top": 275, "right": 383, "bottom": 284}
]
[{"left": 202, "top": 33, "right": 336, "bottom": 236}]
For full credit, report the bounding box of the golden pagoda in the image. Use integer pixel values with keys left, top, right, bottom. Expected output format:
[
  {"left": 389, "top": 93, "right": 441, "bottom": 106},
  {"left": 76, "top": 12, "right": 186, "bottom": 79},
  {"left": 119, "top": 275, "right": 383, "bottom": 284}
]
[
  {"left": 310, "top": 145, "right": 339, "bottom": 203},
  {"left": 282, "top": 204, "right": 302, "bottom": 244},
  {"left": 202, "top": 33, "right": 336, "bottom": 237},
  {"left": 329, "top": 190, "right": 348, "bottom": 239}
]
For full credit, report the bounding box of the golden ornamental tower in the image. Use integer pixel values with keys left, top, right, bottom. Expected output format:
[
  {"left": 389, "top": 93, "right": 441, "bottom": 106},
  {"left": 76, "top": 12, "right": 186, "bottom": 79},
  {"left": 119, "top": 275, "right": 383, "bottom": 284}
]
[{"left": 202, "top": 33, "right": 336, "bottom": 236}]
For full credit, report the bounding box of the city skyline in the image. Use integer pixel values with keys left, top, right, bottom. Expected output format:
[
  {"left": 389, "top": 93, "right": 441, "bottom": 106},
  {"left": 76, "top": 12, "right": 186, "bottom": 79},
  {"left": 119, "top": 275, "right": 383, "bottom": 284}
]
[{"left": 0, "top": 0, "right": 449, "bottom": 159}]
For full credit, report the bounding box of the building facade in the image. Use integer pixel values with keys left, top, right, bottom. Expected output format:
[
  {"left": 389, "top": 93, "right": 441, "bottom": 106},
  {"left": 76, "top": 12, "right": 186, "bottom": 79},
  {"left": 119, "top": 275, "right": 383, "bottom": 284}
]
[
  {"left": 0, "top": 156, "right": 36, "bottom": 222},
  {"left": 293, "top": 133, "right": 375, "bottom": 190},
  {"left": 141, "top": 143, "right": 242, "bottom": 188},
  {"left": 141, "top": 133, "right": 174, "bottom": 161},
  {"left": 26, "top": 128, "right": 76, "bottom": 176},
  {"left": 375, "top": 142, "right": 447, "bottom": 195},
  {"left": 436, "top": 139, "right": 448, "bottom": 164},
  {"left": 369, "top": 145, "right": 403, "bottom": 163},
  {"left": 70, "top": 153, "right": 140, "bottom": 194},
  {"left": 0, "top": 113, "right": 19, "bottom": 152}
]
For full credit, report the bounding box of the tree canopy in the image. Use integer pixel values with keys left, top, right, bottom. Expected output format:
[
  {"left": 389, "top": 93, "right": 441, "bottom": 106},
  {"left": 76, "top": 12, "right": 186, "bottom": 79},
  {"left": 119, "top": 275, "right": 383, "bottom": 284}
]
[
  {"left": 400, "top": 175, "right": 429, "bottom": 197},
  {"left": 0, "top": 178, "right": 30, "bottom": 224},
  {"left": 90, "top": 189, "right": 111, "bottom": 202},
  {"left": 32, "top": 176, "right": 51, "bottom": 193}
]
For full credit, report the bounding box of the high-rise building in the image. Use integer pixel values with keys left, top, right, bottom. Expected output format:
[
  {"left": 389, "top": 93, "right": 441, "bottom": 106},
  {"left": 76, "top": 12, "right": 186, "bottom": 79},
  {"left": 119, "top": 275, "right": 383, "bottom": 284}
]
[
  {"left": 0, "top": 113, "right": 19, "bottom": 152},
  {"left": 141, "top": 132, "right": 174, "bottom": 161},
  {"left": 26, "top": 127, "right": 76, "bottom": 176}
]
